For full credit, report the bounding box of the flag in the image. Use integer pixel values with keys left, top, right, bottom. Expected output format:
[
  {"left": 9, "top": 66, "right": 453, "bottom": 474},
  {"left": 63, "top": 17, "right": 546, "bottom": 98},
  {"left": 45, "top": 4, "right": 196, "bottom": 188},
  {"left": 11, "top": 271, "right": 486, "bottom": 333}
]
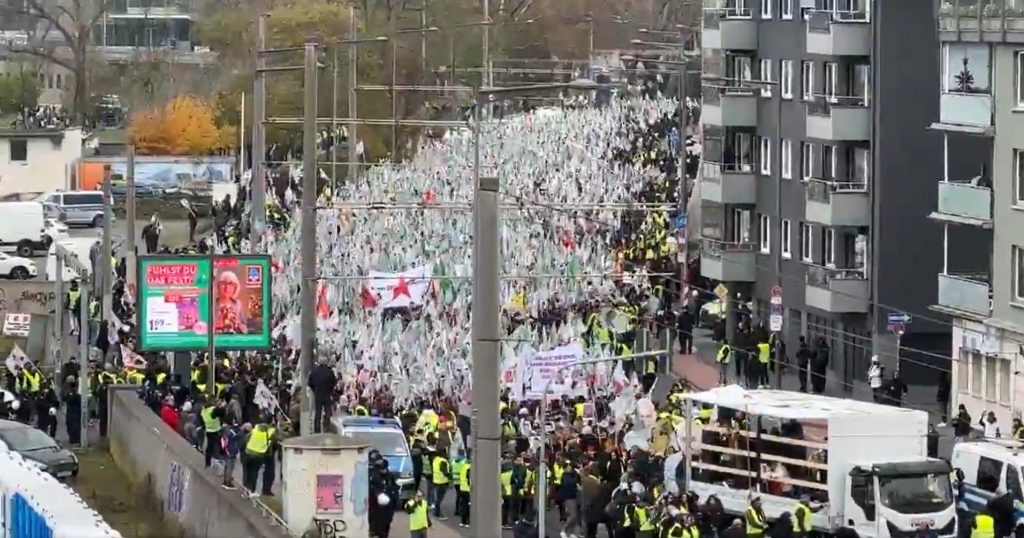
[
  {"left": 120, "top": 345, "right": 147, "bottom": 369},
  {"left": 365, "top": 265, "right": 433, "bottom": 309},
  {"left": 567, "top": 254, "right": 582, "bottom": 278},
  {"left": 4, "top": 345, "right": 31, "bottom": 374},
  {"left": 316, "top": 282, "right": 331, "bottom": 320},
  {"left": 360, "top": 285, "right": 379, "bottom": 309}
]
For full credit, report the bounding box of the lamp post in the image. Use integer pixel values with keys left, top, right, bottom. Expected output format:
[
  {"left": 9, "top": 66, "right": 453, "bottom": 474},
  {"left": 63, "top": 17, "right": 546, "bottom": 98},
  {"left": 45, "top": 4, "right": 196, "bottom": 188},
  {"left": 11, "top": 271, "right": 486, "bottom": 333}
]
[{"left": 536, "top": 351, "right": 666, "bottom": 538}]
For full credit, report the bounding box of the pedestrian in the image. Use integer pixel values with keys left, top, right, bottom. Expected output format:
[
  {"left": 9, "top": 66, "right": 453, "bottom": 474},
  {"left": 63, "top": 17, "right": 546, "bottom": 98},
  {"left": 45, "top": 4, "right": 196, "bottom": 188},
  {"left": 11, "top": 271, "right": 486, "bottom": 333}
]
[
  {"left": 307, "top": 359, "right": 336, "bottom": 434},
  {"left": 677, "top": 308, "right": 694, "bottom": 355},
  {"left": 868, "top": 356, "right": 883, "bottom": 402},
  {"left": 810, "top": 337, "right": 829, "bottom": 394},
  {"left": 937, "top": 371, "right": 951, "bottom": 426},
  {"left": 953, "top": 404, "right": 973, "bottom": 442},
  {"left": 220, "top": 417, "right": 242, "bottom": 490},
  {"left": 980, "top": 410, "right": 1001, "bottom": 438},
  {"left": 795, "top": 337, "right": 811, "bottom": 393},
  {"left": 406, "top": 489, "right": 431, "bottom": 538}
]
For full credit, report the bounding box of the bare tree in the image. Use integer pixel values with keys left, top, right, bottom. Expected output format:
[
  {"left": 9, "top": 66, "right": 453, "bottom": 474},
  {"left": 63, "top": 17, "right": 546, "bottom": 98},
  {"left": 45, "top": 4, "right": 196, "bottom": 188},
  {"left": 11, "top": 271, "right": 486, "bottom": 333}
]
[{"left": 0, "top": 0, "right": 116, "bottom": 124}]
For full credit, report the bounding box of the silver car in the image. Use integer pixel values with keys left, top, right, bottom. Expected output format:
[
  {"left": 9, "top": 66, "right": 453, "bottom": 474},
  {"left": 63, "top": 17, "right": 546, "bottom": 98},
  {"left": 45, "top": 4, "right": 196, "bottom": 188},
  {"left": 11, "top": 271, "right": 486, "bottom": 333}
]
[{"left": 42, "top": 191, "right": 113, "bottom": 228}]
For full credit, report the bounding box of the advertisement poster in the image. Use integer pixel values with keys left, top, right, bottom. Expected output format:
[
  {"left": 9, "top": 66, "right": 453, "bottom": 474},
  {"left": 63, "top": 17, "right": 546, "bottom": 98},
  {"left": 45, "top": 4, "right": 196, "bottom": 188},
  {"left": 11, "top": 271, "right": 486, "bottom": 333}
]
[
  {"left": 136, "top": 255, "right": 272, "bottom": 351},
  {"left": 315, "top": 474, "right": 346, "bottom": 513}
]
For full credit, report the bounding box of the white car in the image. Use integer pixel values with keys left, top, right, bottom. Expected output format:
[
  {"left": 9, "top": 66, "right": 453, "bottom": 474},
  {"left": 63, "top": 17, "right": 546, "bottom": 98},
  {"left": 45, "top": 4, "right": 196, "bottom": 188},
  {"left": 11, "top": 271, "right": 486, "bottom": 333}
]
[
  {"left": 44, "top": 218, "right": 69, "bottom": 242},
  {"left": 0, "top": 253, "right": 37, "bottom": 280}
]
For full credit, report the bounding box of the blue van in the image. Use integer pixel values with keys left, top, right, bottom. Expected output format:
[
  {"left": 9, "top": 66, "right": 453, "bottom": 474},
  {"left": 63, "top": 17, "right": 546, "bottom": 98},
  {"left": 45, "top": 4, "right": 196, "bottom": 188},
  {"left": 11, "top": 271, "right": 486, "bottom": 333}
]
[{"left": 335, "top": 416, "right": 415, "bottom": 499}]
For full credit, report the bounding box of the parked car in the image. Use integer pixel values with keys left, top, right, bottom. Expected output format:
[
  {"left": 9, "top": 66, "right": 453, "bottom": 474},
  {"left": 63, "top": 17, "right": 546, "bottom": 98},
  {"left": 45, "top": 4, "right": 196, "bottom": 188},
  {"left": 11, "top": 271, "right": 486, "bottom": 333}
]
[
  {"left": 41, "top": 190, "right": 113, "bottom": 228},
  {"left": 0, "top": 420, "right": 78, "bottom": 479},
  {"left": 699, "top": 298, "right": 753, "bottom": 328},
  {"left": 0, "top": 201, "right": 49, "bottom": 256},
  {"left": 0, "top": 252, "right": 38, "bottom": 279}
]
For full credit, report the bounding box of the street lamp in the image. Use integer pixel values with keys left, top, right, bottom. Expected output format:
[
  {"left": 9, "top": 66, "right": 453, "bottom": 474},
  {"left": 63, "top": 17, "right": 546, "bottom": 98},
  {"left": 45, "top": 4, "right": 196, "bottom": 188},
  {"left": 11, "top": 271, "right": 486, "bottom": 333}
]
[{"left": 536, "top": 351, "right": 666, "bottom": 538}]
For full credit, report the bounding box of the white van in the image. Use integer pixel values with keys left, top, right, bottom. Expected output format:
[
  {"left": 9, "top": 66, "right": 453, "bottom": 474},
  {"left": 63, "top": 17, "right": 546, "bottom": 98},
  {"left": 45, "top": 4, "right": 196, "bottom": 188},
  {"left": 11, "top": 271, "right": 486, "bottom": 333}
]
[
  {"left": 0, "top": 202, "right": 50, "bottom": 257},
  {"left": 950, "top": 440, "right": 1024, "bottom": 519},
  {"left": 46, "top": 237, "right": 97, "bottom": 281}
]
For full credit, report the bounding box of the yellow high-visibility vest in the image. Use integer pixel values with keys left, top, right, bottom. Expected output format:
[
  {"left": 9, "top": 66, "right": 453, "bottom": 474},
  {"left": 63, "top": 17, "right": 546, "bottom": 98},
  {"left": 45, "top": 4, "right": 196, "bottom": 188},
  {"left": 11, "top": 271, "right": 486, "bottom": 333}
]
[
  {"left": 793, "top": 502, "right": 813, "bottom": 533},
  {"left": 355, "top": 405, "right": 369, "bottom": 416},
  {"left": 432, "top": 456, "right": 449, "bottom": 485},
  {"left": 458, "top": 462, "right": 471, "bottom": 492},
  {"left": 972, "top": 514, "right": 995, "bottom": 538},
  {"left": 716, "top": 344, "right": 730, "bottom": 364},
  {"left": 407, "top": 499, "right": 429, "bottom": 531},
  {"left": 746, "top": 506, "right": 767, "bottom": 536},
  {"left": 499, "top": 470, "right": 512, "bottom": 497},
  {"left": 201, "top": 407, "right": 221, "bottom": 432},
  {"left": 21, "top": 371, "right": 41, "bottom": 393},
  {"left": 246, "top": 426, "right": 272, "bottom": 455},
  {"left": 757, "top": 342, "right": 771, "bottom": 365}
]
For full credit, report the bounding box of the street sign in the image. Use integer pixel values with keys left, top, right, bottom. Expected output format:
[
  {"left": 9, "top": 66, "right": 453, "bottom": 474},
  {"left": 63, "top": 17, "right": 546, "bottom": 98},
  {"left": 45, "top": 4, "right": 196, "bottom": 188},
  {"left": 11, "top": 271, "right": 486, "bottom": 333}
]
[
  {"left": 714, "top": 283, "right": 729, "bottom": 299},
  {"left": 887, "top": 312, "right": 912, "bottom": 325},
  {"left": 675, "top": 213, "right": 688, "bottom": 232},
  {"left": 769, "top": 284, "right": 783, "bottom": 305},
  {"left": 769, "top": 305, "right": 783, "bottom": 332}
]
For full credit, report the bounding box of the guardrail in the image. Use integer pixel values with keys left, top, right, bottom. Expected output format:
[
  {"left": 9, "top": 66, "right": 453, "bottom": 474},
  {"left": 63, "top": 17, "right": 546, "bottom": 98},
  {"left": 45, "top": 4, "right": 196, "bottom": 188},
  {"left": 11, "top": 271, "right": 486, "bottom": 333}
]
[
  {"left": 808, "top": 9, "right": 869, "bottom": 32},
  {"left": 702, "top": 161, "right": 755, "bottom": 183},
  {"left": 702, "top": 83, "right": 760, "bottom": 106},
  {"left": 702, "top": 238, "right": 756, "bottom": 256},
  {"left": 806, "top": 264, "right": 867, "bottom": 287},
  {"left": 805, "top": 178, "right": 868, "bottom": 202}
]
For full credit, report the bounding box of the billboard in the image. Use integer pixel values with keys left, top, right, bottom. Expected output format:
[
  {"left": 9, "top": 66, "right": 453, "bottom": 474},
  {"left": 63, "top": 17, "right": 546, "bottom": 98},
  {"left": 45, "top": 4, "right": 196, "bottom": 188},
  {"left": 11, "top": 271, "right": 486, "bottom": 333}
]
[
  {"left": 77, "top": 156, "right": 234, "bottom": 191},
  {"left": 136, "top": 255, "right": 272, "bottom": 351}
]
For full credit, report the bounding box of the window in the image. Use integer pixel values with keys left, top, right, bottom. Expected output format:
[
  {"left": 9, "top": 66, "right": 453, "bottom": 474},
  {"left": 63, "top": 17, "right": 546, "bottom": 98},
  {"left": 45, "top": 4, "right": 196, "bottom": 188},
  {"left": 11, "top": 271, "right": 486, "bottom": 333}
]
[
  {"left": 732, "top": 208, "right": 752, "bottom": 243},
  {"left": 1007, "top": 465, "right": 1023, "bottom": 502},
  {"left": 985, "top": 355, "right": 997, "bottom": 401},
  {"left": 1017, "top": 52, "right": 1024, "bottom": 106},
  {"left": 822, "top": 144, "right": 836, "bottom": 180},
  {"left": 782, "top": 0, "right": 793, "bottom": 18},
  {"left": 761, "top": 0, "right": 772, "bottom": 18},
  {"left": 800, "top": 222, "right": 813, "bottom": 262},
  {"left": 1015, "top": 149, "right": 1024, "bottom": 207},
  {"left": 55, "top": 73, "right": 61, "bottom": 90},
  {"left": 735, "top": 132, "right": 754, "bottom": 171},
  {"left": 801, "top": 142, "right": 814, "bottom": 179},
  {"left": 823, "top": 227, "right": 835, "bottom": 266},
  {"left": 8, "top": 139, "right": 27, "bottom": 162},
  {"left": 971, "top": 351, "right": 983, "bottom": 397},
  {"left": 1014, "top": 245, "right": 1024, "bottom": 303},
  {"left": 957, "top": 351, "right": 969, "bottom": 394},
  {"left": 759, "top": 214, "right": 771, "bottom": 254},
  {"left": 760, "top": 136, "right": 771, "bottom": 175},
  {"left": 801, "top": 61, "right": 814, "bottom": 100},
  {"left": 780, "top": 60, "right": 793, "bottom": 98},
  {"left": 1000, "top": 358, "right": 1011, "bottom": 405},
  {"left": 760, "top": 59, "right": 772, "bottom": 96},
  {"left": 824, "top": 62, "right": 838, "bottom": 100},
  {"left": 781, "top": 139, "right": 793, "bottom": 179},
  {"left": 850, "top": 146, "right": 870, "bottom": 187},
  {"left": 977, "top": 456, "right": 1004, "bottom": 493},
  {"left": 734, "top": 56, "right": 753, "bottom": 83},
  {"left": 781, "top": 219, "right": 792, "bottom": 258}
]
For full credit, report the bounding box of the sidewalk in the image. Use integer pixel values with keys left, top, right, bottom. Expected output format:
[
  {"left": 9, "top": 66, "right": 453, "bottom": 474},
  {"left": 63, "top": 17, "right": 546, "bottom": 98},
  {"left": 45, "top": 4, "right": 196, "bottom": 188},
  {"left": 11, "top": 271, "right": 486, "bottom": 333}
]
[{"left": 672, "top": 328, "right": 943, "bottom": 419}]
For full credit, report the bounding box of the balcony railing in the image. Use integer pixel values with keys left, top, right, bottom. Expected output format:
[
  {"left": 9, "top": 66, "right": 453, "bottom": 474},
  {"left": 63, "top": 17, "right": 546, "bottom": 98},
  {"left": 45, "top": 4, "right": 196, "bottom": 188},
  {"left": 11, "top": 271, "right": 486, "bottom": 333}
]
[
  {"left": 808, "top": 9, "right": 870, "bottom": 33},
  {"left": 805, "top": 178, "right": 868, "bottom": 202},
  {"left": 702, "top": 238, "right": 756, "bottom": 256},
  {"left": 806, "top": 95, "right": 869, "bottom": 115},
  {"left": 702, "top": 83, "right": 760, "bottom": 106},
  {"left": 703, "top": 6, "right": 754, "bottom": 29},
  {"left": 703, "top": 161, "right": 755, "bottom": 183},
  {"left": 938, "top": 0, "right": 1024, "bottom": 34},
  {"left": 937, "top": 272, "right": 992, "bottom": 316},
  {"left": 807, "top": 264, "right": 868, "bottom": 287},
  {"left": 937, "top": 181, "right": 993, "bottom": 222}
]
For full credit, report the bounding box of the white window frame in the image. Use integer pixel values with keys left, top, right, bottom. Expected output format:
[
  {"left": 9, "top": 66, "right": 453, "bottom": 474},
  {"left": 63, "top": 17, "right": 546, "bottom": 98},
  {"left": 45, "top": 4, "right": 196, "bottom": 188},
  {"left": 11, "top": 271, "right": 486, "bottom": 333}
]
[
  {"left": 760, "top": 136, "right": 772, "bottom": 175},
  {"left": 800, "top": 222, "right": 813, "bottom": 262},
  {"left": 781, "top": 138, "right": 793, "bottom": 179},
  {"left": 1016, "top": 51, "right": 1024, "bottom": 107},
  {"left": 801, "top": 60, "right": 814, "bottom": 100},
  {"left": 1013, "top": 245, "right": 1024, "bottom": 304},
  {"left": 759, "top": 214, "right": 771, "bottom": 254},
  {"left": 760, "top": 58, "right": 772, "bottom": 96},
  {"left": 781, "top": 0, "right": 793, "bottom": 18},
  {"left": 780, "top": 60, "right": 793, "bottom": 99},
  {"left": 801, "top": 142, "right": 814, "bottom": 179},
  {"left": 822, "top": 144, "right": 837, "bottom": 180},
  {"left": 761, "top": 0, "right": 773, "bottom": 18},
  {"left": 781, "top": 219, "right": 792, "bottom": 259},
  {"left": 824, "top": 227, "right": 836, "bottom": 267},
  {"left": 824, "top": 62, "right": 838, "bottom": 101},
  {"left": 1015, "top": 148, "right": 1024, "bottom": 207}
]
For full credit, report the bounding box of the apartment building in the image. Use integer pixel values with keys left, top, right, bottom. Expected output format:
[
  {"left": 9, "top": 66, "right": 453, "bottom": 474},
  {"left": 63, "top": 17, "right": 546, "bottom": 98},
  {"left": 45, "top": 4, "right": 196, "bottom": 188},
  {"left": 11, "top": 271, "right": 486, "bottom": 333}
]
[
  {"left": 933, "top": 0, "right": 1024, "bottom": 426},
  {"left": 93, "top": 0, "right": 212, "bottom": 64},
  {"left": 698, "top": 0, "right": 968, "bottom": 390}
]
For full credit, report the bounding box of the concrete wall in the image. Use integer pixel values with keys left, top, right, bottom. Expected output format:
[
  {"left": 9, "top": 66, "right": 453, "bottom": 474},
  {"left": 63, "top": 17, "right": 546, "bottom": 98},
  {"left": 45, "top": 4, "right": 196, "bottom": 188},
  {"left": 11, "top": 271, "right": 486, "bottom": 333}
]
[
  {"left": 107, "top": 388, "right": 290, "bottom": 538},
  {"left": 0, "top": 129, "right": 82, "bottom": 196}
]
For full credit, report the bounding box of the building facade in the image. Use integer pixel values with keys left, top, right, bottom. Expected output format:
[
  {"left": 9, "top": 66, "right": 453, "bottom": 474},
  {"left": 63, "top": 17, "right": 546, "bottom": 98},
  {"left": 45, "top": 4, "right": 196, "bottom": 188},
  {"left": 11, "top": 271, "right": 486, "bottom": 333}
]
[
  {"left": 93, "top": 0, "right": 212, "bottom": 64},
  {"left": 699, "top": 0, "right": 963, "bottom": 391},
  {"left": 0, "top": 128, "right": 84, "bottom": 196},
  {"left": 934, "top": 0, "right": 1024, "bottom": 426}
]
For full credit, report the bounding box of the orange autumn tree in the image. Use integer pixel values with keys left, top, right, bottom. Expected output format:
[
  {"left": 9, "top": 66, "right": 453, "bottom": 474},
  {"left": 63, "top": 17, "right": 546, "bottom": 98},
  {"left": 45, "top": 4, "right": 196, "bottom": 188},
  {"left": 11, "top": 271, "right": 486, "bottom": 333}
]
[{"left": 129, "top": 95, "right": 237, "bottom": 155}]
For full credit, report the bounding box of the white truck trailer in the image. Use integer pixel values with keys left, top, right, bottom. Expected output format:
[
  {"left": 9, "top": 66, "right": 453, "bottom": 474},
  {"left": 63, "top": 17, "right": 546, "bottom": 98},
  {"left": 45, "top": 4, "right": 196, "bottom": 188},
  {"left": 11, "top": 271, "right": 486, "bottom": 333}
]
[{"left": 682, "top": 386, "right": 955, "bottom": 538}]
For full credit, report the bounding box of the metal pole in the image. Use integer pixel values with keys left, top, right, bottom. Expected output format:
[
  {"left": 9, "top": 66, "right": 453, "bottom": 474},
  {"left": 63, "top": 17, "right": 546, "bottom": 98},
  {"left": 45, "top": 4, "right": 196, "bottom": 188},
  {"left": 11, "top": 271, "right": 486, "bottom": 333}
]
[
  {"left": 239, "top": 92, "right": 245, "bottom": 176},
  {"left": 101, "top": 166, "right": 113, "bottom": 334},
  {"left": 331, "top": 46, "right": 339, "bottom": 194},
  {"left": 78, "top": 279, "right": 89, "bottom": 448},
  {"left": 206, "top": 249, "right": 216, "bottom": 398},
  {"left": 677, "top": 61, "right": 689, "bottom": 308},
  {"left": 536, "top": 351, "right": 665, "bottom": 538},
  {"left": 53, "top": 256, "right": 63, "bottom": 376},
  {"left": 251, "top": 14, "right": 268, "bottom": 248},
  {"left": 450, "top": 33, "right": 457, "bottom": 93},
  {"left": 126, "top": 146, "right": 137, "bottom": 290},
  {"left": 347, "top": 7, "right": 358, "bottom": 183},
  {"left": 299, "top": 38, "right": 320, "bottom": 434},
  {"left": 391, "top": 39, "right": 398, "bottom": 162},
  {"left": 896, "top": 334, "right": 902, "bottom": 374},
  {"left": 420, "top": 9, "right": 428, "bottom": 71},
  {"left": 483, "top": 0, "right": 491, "bottom": 88},
  {"left": 470, "top": 101, "right": 501, "bottom": 538}
]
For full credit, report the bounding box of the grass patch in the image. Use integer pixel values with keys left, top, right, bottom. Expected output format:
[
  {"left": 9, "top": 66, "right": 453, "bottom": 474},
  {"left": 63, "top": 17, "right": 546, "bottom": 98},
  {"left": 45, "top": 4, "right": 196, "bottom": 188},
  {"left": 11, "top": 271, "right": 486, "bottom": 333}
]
[{"left": 70, "top": 447, "right": 182, "bottom": 538}]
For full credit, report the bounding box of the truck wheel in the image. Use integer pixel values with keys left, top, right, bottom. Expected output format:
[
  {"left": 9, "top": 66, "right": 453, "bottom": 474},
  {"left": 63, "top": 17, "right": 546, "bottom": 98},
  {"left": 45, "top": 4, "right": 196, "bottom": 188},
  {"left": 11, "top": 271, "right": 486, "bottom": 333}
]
[{"left": 15, "top": 241, "right": 32, "bottom": 257}]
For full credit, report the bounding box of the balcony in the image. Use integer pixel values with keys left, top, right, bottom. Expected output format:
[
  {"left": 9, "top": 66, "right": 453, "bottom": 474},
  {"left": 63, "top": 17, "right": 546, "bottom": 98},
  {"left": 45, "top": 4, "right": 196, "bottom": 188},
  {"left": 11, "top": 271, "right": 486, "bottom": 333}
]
[
  {"left": 937, "top": 0, "right": 1024, "bottom": 43},
  {"left": 806, "top": 10, "right": 871, "bottom": 56},
  {"left": 701, "top": 162, "right": 757, "bottom": 205},
  {"left": 929, "top": 181, "right": 993, "bottom": 227},
  {"left": 805, "top": 179, "right": 870, "bottom": 227},
  {"left": 115, "top": 0, "right": 195, "bottom": 17},
  {"left": 805, "top": 265, "right": 870, "bottom": 313},
  {"left": 702, "top": 84, "right": 759, "bottom": 127},
  {"left": 702, "top": 8, "right": 758, "bottom": 50},
  {"left": 939, "top": 92, "right": 993, "bottom": 130},
  {"left": 701, "top": 238, "right": 757, "bottom": 282},
  {"left": 805, "top": 97, "right": 870, "bottom": 141},
  {"left": 936, "top": 273, "right": 992, "bottom": 318}
]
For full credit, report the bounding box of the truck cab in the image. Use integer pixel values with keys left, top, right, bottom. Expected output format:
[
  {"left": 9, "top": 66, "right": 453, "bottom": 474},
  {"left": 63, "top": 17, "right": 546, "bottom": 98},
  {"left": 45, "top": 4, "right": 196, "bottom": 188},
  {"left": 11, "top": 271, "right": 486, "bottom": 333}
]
[{"left": 846, "top": 460, "right": 956, "bottom": 538}]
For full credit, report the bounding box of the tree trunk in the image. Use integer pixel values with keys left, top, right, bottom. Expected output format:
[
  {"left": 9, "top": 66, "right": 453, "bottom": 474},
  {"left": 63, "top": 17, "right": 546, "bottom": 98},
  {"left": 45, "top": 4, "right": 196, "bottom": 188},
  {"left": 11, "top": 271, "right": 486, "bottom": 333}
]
[{"left": 73, "top": 43, "right": 87, "bottom": 127}]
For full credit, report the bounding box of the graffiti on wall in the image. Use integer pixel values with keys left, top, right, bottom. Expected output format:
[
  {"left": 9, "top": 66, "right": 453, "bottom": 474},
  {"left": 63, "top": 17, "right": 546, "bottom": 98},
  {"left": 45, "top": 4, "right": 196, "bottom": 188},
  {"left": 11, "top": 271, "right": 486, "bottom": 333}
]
[
  {"left": 166, "top": 461, "right": 189, "bottom": 515},
  {"left": 312, "top": 517, "right": 348, "bottom": 537},
  {"left": 0, "top": 282, "right": 57, "bottom": 318}
]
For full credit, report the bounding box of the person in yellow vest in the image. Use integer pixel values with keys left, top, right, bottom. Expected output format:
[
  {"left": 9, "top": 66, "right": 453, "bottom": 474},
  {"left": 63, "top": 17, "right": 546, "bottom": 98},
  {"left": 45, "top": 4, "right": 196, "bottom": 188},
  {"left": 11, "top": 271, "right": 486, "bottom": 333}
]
[
  {"left": 353, "top": 400, "right": 370, "bottom": 416},
  {"left": 746, "top": 496, "right": 768, "bottom": 538},
  {"left": 242, "top": 416, "right": 278, "bottom": 497},
  {"left": 430, "top": 451, "right": 451, "bottom": 519},
  {"left": 456, "top": 453, "right": 471, "bottom": 528},
  {"left": 500, "top": 459, "right": 515, "bottom": 528},
  {"left": 756, "top": 339, "right": 771, "bottom": 388},
  {"left": 406, "top": 489, "right": 431, "bottom": 538},
  {"left": 519, "top": 456, "right": 537, "bottom": 522},
  {"left": 793, "top": 494, "right": 822, "bottom": 538},
  {"left": 971, "top": 509, "right": 996, "bottom": 538},
  {"left": 716, "top": 342, "right": 731, "bottom": 385},
  {"left": 624, "top": 496, "right": 657, "bottom": 538},
  {"left": 585, "top": 311, "right": 611, "bottom": 349},
  {"left": 201, "top": 399, "right": 224, "bottom": 468},
  {"left": 18, "top": 365, "right": 42, "bottom": 396}
]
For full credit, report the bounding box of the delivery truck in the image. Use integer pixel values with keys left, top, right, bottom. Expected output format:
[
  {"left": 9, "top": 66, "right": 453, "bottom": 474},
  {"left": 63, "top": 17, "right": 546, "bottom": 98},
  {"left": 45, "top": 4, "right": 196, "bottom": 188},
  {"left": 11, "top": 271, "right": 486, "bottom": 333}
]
[{"left": 681, "top": 386, "right": 956, "bottom": 538}]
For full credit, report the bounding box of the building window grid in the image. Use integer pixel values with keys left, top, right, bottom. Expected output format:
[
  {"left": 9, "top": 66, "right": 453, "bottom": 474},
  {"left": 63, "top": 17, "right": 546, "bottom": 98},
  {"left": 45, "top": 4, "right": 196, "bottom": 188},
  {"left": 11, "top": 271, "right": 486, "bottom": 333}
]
[
  {"left": 971, "top": 351, "right": 983, "bottom": 397},
  {"left": 801, "top": 142, "right": 814, "bottom": 179},
  {"left": 781, "top": 139, "right": 793, "bottom": 179},
  {"left": 760, "top": 59, "right": 772, "bottom": 97},
  {"left": 781, "top": 60, "right": 793, "bottom": 99},
  {"left": 781, "top": 219, "right": 792, "bottom": 258},
  {"left": 800, "top": 222, "right": 813, "bottom": 262},
  {"left": 760, "top": 136, "right": 772, "bottom": 175},
  {"left": 761, "top": 0, "right": 773, "bottom": 18},
  {"left": 759, "top": 214, "right": 771, "bottom": 254},
  {"left": 801, "top": 60, "right": 814, "bottom": 100},
  {"left": 782, "top": 0, "right": 793, "bottom": 18},
  {"left": 957, "top": 350, "right": 969, "bottom": 394},
  {"left": 1014, "top": 149, "right": 1024, "bottom": 207},
  {"left": 1013, "top": 245, "right": 1024, "bottom": 304}
]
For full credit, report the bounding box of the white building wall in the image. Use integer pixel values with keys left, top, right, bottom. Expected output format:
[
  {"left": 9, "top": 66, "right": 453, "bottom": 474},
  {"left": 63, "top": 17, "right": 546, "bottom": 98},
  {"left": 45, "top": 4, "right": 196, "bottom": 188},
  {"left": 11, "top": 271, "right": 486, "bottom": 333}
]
[
  {"left": 0, "top": 128, "right": 82, "bottom": 196},
  {"left": 951, "top": 317, "right": 1024, "bottom": 430}
]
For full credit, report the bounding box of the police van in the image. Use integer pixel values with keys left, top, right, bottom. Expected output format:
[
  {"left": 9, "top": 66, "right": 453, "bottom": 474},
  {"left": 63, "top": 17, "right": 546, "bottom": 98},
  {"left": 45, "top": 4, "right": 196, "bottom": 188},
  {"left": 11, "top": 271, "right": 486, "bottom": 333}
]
[
  {"left": 950, "top": 440, "right": 1024, "bottom": 521},
  {"left": 334, "top": 416, "right": 416, "bottom": 499}
]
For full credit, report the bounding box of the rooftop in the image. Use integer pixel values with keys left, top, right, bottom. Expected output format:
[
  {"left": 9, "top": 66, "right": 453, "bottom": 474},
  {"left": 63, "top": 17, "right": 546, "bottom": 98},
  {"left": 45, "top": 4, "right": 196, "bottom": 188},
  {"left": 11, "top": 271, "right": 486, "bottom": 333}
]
[{"left": 686, "top": 384, "right": 924, "bottom": 420}]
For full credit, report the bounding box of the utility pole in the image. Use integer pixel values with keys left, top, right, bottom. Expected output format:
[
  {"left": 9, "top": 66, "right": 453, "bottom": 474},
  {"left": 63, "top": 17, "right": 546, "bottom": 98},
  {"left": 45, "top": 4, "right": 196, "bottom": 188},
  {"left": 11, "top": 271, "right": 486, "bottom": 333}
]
[
  {"left": 101, "top": 165, "right": 113, "bottom": 339},
  {"left": 331, "top": 46, "right": 339, "bottom": 193},
  {"left": 126, "top": 146, "right": 137, "bottom": 289},
  {"left": 347, "top": 6, "right": 358, "bottom": 183},
  {"left": 78, "top": 280, "right": 90, "bottom": 447},
  {"left": 53, "top": 256, "right": 63, "bottom": 376},
  {"left": 251, "top": 14, "right": 268, "bottom": 249},
  {"left": 482, "top": 0, "right": 491, "bottom": 88},
  {"left": 469, "top": 98, "right": 501, "bottom": 538},
  {"left": 298, "top": 37, "right": 320, "bottom": 434}
]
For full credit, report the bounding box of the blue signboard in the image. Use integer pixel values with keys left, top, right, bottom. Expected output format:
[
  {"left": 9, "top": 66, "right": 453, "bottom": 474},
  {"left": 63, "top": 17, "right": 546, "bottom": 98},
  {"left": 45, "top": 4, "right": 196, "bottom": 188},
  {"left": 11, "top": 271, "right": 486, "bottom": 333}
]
[
  {"left": 675, "top": 213, "right": 688, "bottom": 231},
  {"left": 887, "top": 312, "right": 912, "bottom": 324}
]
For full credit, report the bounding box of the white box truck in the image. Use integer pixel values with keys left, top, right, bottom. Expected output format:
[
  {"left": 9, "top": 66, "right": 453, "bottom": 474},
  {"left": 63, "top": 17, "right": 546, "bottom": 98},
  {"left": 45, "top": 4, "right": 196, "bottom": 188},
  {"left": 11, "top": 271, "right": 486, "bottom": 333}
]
[
  {"left": 682, "top": 386, "right": 956, "bottom": 538},
  {"left": 0, "top": 202, "right": 50, "bottom": 257}
]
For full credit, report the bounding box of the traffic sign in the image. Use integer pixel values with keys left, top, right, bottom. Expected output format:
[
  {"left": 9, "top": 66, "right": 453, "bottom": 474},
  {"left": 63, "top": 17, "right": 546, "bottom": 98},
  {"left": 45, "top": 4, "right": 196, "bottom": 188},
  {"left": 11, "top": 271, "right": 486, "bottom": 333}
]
[
  {"left": 770, "top": 284, "right": 783, "bottom": 305},
  {"left": 714, "top": 283, "right": 729, "bottom": 299},
  {"left": 887, "top": 312, "right": 912, "bottom": 324},
  {"left": 675, "top": 213, "right": 688, "bottom": 232}
]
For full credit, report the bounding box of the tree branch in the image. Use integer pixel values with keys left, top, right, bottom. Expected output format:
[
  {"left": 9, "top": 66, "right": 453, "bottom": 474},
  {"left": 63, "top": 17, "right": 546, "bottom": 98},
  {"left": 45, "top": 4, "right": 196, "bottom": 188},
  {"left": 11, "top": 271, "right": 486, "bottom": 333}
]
[
  {"left": 0, "top": 0, "right": 78, "bottom": 48},
  {"left": 3, "top": 45, "right": 76, "bottom": 72}
]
